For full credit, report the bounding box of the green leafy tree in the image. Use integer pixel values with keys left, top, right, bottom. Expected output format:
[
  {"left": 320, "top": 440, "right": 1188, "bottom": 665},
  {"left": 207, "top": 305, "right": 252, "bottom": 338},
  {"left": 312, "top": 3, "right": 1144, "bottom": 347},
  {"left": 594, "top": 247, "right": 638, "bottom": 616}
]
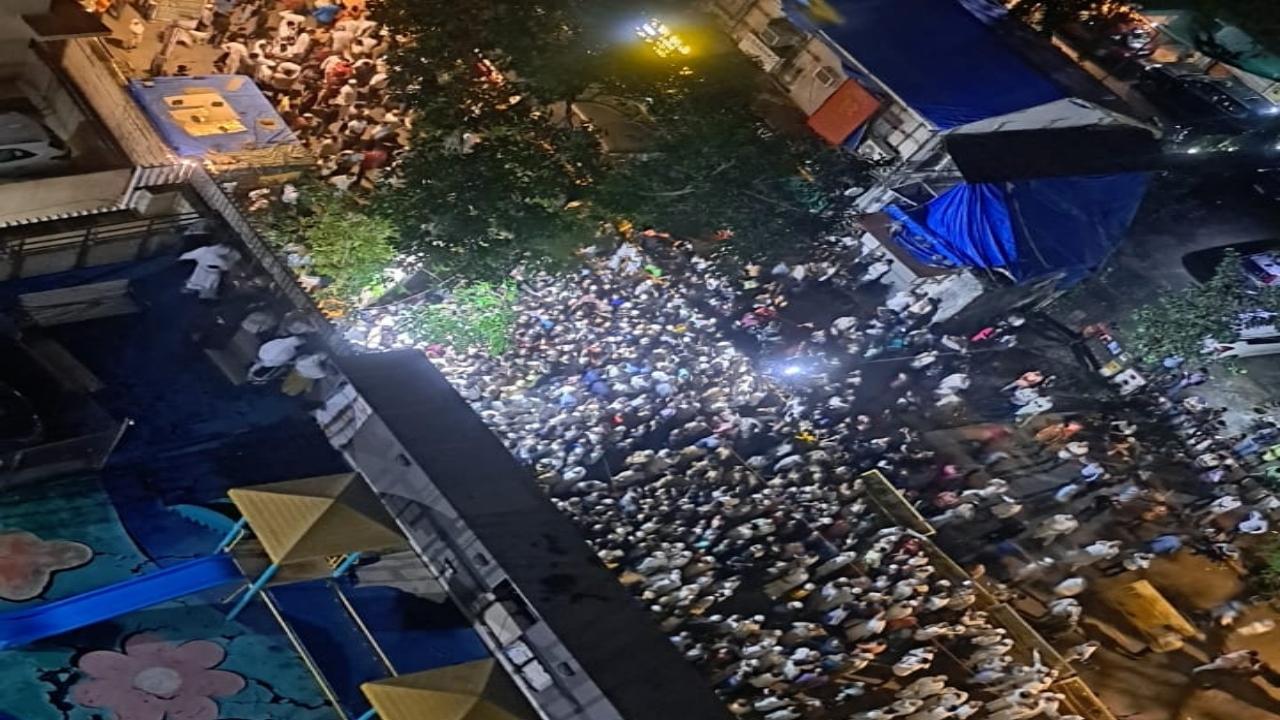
[
  {"left": 591, "top": 49, "right": 868, "bottom": 262},
  {"left": 1249, "top": 537, "right": 1280, "bottom": 596},
  {"left": 1128, "top": 250, "right": 1280, "bottom": 363},
  {"left": 373, "top": 0, "right": 871, "bottom": 276},
  {"left": 263, "top": 186, "right": 399, "bottom": 315},
  {"left": 1007, "top": 0, "right": 1133, "bottom": 34},
  {"left": 396, "top": 281, "right": 519, "bottom": 355},
  {"left": 370, "top": 0, "right": 619, "bottom": 278}
]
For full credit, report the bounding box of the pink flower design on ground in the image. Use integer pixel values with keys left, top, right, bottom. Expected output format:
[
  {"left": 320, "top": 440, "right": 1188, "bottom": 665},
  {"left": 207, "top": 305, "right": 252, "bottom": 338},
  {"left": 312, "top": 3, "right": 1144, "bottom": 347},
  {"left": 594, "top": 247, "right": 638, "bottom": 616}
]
[
  {"left": 0, "top": 530, "right": 92, "bottom": 601},
  {"left": 73, "top": 634, "right": 246, "bottom": 720}
]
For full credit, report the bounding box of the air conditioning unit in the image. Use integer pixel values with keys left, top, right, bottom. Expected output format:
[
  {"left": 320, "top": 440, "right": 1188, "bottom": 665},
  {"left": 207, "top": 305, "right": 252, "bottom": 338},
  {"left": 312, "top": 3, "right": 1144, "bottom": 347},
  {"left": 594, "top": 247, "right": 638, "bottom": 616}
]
[
  {"left": 762, "top": 18, "right": 804, "bottom": 47},
  {"left": 857, "top": 136, "right": 898, "bottom": 163},
  {"left": 813, "top": 66, "right": 841, "bottom": 88}
]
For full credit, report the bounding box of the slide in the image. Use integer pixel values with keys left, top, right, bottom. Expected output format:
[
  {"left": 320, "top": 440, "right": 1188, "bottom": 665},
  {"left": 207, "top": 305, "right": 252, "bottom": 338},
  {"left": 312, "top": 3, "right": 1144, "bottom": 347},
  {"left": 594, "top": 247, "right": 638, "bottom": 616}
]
[{"left": 0, "top": 554, "right": 242, "bottom": 649}]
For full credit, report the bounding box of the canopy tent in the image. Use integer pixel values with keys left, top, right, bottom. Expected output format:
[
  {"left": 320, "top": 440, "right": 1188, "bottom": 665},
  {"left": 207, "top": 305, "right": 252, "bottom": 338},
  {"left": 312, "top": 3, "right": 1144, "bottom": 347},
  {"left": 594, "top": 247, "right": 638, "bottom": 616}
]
[
  {"left": 128, "top": 75, "right": 299, "bottom": 157},
  {"left": 360, "top": 660, "right": 536, "bottom": 720},
  {"left": 885, "top": 173, "right": 1150, "bottom": 285},
  {"left": 812, "top": 0, "right": 1066, "bottom": 129},
  {"left": 943, "top": 99, "right": 1162, "bottom": 182},
  {"left": 227, "top": 473, "right": 407, "bottom": 565}
]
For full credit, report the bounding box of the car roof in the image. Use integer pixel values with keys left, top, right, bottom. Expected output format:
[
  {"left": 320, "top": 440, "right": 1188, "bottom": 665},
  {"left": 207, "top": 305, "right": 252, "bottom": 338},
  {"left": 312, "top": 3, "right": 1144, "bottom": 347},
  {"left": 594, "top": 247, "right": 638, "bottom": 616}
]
[{"left": 1247, "top": 252, "right": 1280, "bottom": 274}]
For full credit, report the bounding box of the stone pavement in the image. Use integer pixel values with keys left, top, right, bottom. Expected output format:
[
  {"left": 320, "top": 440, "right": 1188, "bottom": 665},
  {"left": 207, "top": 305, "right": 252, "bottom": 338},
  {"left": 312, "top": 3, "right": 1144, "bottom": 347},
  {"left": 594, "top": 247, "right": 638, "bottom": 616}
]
[{"left": 98, "top": 5, "right": 220, "bottom": 78}]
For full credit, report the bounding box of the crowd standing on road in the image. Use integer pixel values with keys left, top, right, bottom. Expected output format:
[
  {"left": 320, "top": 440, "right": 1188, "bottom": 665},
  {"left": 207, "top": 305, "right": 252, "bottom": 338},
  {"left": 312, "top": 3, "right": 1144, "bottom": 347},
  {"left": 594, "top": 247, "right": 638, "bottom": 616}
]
[
  {"left": 133, "top": 0, "right": 411, "bottom": 189},
  {"left": 143, "top": 3, "right": 1280, "bottom": 717},
  {"left": 343, "top": 236, "right": 1125, "bottom": 720}
]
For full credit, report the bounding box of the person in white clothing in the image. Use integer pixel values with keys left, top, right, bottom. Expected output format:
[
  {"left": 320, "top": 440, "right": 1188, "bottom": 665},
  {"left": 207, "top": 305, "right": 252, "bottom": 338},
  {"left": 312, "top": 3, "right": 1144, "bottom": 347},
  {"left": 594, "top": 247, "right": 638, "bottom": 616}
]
[
  {"left": 178, "top": 244, "right": 239, "bottom": 300},
  {"left": 126, "top": 18, "right": 147, "bottom": 49}
]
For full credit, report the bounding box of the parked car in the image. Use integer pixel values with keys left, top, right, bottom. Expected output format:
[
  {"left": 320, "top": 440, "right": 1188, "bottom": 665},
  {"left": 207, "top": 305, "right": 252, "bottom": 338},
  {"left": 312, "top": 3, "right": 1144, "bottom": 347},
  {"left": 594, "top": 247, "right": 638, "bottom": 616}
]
[
  {"left": 1138, "top": 62, "right": 1280, "bottom": 130},
  {"left": 1243, "top": 251, "right": 1280, "bottom": 286},
  {"left": 1181, "top": 239, "right": 1280, "bottom": 284},
  {"left": 0, "top": 112, "right": 68, "bottom": 177},
  {"left": 1204, "top": 336, "right": 1280, "bottom": 359}
]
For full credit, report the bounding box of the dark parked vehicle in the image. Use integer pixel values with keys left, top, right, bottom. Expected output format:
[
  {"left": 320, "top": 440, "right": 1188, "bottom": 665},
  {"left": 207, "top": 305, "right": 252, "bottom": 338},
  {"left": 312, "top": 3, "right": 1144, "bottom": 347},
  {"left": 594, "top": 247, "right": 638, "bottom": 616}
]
[
  {"left": 1181, "top": 239, "right": 1280, "bottom": 284},
  {"left": 1138, "top": 62, "right": 1280, "bottom": 130}
]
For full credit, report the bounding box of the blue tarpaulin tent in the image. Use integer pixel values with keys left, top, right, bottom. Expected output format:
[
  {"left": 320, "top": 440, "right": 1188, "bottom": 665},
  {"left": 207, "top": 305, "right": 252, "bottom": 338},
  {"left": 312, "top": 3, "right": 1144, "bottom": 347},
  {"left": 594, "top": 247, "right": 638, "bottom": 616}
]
[
  {"left": 886, "top": 173, "right": 1151, "bottom": 284},
  {"left": 129, "top": 75, "right": 298, "bottom": 157},
  {"left": 814, "top": 0, "right": 1066, "bottom": 129}
]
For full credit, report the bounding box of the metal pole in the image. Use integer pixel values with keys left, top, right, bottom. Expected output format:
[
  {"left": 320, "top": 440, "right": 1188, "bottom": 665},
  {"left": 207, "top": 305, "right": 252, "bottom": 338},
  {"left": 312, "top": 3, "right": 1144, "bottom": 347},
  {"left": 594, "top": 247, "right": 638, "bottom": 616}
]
[
  {"left": 227, "top": 562, "right": 279, "bottom": 620},
  {"left": 331, "top": 551, "right": 361, "bottom": 578},
  {"left": 355, "top": 709, "right": 376, "bottom": 720},
  {"left": 216, "top": 517, "right": 248, "bottom": 552},
  {"left": 95, "top": 417, "right": 134, "bottom": 470}
]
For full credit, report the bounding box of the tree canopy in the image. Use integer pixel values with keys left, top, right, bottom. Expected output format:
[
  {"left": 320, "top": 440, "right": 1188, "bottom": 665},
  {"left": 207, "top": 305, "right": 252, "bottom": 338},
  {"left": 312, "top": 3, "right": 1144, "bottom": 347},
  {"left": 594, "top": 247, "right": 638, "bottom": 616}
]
[
  {"left": 263, "top": 184, "right": 399, "bottom": 316},
  {"left": 371, "top": 0, "right": 870, "bottom": 278},
  {"left": 1128, "top": 249, "right": 1280, "bottom": 364},
  {"left": 1006, "top": 0, "right": 1132, "bottom": 34}
]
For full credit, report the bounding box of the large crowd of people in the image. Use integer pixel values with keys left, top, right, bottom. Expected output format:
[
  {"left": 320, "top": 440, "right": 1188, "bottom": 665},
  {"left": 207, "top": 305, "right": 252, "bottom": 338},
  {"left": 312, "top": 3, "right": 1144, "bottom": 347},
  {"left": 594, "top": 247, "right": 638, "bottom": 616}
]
[
  {"left": 134, "top": 0, "right": 411, "bottom": 189},
  {"left": 340, "top": 235, "right": 1132, "bottom": 719},
  {"left": 145, "top": 4, "right": 1280, "bottom": 716}
]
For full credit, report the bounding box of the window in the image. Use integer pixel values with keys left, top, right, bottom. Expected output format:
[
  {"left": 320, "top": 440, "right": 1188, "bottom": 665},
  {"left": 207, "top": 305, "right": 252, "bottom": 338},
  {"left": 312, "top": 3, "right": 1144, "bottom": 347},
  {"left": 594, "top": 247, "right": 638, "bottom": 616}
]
[
  {"left": 777, "top": 63, "right": 804, "bottom": 86},
  {"left": 0, "top": 148, "right": 36, "bottom": 164}
]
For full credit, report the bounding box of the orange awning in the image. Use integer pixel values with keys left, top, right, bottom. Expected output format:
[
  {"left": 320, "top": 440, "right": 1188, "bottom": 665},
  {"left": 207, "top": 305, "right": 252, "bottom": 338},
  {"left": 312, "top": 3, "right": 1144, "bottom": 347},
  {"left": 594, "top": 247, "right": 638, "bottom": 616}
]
[{"left": 806, "top": 79, "right": 880, "bottom": 146}]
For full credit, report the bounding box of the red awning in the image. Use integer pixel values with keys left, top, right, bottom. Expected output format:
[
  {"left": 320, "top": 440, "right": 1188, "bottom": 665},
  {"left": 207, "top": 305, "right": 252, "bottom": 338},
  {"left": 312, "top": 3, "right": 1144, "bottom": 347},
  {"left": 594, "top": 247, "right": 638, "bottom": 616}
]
[{"left": 806, "top": 79, "right": 880, "bottom": 146}]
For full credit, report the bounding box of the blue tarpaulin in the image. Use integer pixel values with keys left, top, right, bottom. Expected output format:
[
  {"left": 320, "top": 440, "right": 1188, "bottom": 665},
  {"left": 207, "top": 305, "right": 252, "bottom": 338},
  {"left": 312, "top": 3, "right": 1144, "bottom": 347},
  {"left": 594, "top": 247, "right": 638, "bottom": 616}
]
[
  {"left": 129, "top": 75, "right": 298, "bottom": 157},
  {"left": 887, "top": 173, "right": 1150, "bottom": 284},
  {"left": 809, "top": 0, "right": 1066, "bottom": 129}
]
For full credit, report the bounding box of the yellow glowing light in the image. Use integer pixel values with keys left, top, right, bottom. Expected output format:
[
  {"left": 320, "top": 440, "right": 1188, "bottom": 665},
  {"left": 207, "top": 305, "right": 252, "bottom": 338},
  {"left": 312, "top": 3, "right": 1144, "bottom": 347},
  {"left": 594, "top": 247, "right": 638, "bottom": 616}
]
[{"left": 635, "top": 18, "right": 692, "bottom": 59}]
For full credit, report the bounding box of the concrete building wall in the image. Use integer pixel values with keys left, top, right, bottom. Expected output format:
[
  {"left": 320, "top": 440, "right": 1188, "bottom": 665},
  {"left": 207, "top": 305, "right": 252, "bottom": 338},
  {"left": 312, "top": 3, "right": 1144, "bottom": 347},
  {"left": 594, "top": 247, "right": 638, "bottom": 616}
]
[
  {"left": 775, "top": 37, "right": 845, "bottom": 115},
  {"left": 340, "top": 411, "right": 626, "bottom": 720},
  {"left": 702, "top": 0, "right": 978, "bottom": 298},
  {"left": 0, "top": 168, "right": 130, "bottom": 226},
  {"left": 59, "top": 38, "right": 173, "bottom": 166},
  {"left": 706, "top": 0, "right": 937, "bottom": 165},
  {"left": 3, "top": 44, "right": 91, "bottom": 142}
]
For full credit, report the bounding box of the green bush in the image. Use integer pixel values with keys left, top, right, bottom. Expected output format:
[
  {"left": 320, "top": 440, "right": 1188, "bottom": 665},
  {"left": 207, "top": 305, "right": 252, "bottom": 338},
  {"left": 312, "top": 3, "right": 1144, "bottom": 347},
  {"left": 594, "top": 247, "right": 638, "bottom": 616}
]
[
  {"left": 263, "top": 186, "right": 399, "bottom": 316},
  {"left": 1129, "top": 249, "right": 1280, "bottom": 364},
  {"left": 397, "top": 281, "right": 519, "bottom": 355}
]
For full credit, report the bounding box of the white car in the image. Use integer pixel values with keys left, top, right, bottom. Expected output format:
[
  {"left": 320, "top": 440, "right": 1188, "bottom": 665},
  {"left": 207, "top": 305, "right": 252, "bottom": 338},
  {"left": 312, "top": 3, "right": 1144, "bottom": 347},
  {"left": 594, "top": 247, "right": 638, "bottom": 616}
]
[
  {"left": 1205, "top": 337, "right": 1280, "bottom": 359},
  {"left": 0, "top": 113, "right": 68, "bottom": 177},
  {"left": 1243, "top": 251, "right": 1280, "bottom": 287}
]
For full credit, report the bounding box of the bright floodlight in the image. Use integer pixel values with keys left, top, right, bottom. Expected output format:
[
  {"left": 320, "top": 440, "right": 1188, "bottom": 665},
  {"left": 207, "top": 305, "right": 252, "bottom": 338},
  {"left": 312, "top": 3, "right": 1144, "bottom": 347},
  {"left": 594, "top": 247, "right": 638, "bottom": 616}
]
[{"left": 636, "top": 18, "right": 692, "bottom": 58}]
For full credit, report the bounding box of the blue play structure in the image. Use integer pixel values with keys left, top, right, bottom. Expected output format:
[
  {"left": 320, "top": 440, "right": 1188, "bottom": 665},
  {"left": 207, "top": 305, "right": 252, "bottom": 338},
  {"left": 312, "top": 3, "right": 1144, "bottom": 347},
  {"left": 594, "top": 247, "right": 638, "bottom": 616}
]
[
  {"left": 886, "top": 173, "right": 1151, "bottom": 285},
  {"left": 0, "top": 555, "right": 241, "bottom": 649},
  {"left": 128, "top": 75, "right": 299, "bottom": 157}
]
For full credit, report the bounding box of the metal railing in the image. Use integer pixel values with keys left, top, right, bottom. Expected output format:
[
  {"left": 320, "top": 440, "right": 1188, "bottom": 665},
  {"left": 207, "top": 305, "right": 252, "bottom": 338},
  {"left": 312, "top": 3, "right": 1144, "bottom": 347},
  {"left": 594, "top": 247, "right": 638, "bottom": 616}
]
[
  {"left": 185, "top": 167, "right": 339, "bottom": 345},
  {"left": 0, "top": 211, "right": 202, "bottom": 281},
  {"left": 860, "top": 470, "right": 936, "bottom": 535}
]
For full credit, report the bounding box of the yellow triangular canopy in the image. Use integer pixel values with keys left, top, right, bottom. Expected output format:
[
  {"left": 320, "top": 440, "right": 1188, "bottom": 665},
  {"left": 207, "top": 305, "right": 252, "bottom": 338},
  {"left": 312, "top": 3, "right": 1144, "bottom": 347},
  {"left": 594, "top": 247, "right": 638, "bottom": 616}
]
[
  {"left": 228, "top": 473, "right": 406, "bottom": 564},
  {"left": 361, "top": 660, "right": 535, "bottom": 720}
]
